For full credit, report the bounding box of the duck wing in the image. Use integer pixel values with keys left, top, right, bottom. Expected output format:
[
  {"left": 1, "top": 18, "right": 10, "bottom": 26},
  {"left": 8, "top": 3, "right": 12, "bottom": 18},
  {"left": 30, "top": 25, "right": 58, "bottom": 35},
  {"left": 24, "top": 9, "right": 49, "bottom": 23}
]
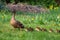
[{"left": 16, "top": 20, "right": 24, "bottom": 28}]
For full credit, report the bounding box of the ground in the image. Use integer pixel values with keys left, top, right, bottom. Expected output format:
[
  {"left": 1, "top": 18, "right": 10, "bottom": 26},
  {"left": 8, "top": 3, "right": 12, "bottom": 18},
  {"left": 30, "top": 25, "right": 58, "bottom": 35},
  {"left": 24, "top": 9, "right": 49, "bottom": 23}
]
[{"left": 0, "top": 9, "right": 60, "bottom": 40}]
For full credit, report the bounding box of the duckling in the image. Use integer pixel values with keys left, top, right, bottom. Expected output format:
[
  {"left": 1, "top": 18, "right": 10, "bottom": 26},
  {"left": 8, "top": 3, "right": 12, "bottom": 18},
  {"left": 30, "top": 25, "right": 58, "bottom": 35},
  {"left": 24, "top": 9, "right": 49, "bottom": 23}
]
[
  {"left": 56, "top": 29, "right": 60, "bottom": 33},
  {"left": 35, "top": 27, "right": 42, "bottom": 31},
  {"left": 25, "top": 27, "right": 34, "bottom": 32},
  {"left": 41, "top": 28, "right": 47, "bottom": 32},
  {"left": 49, "top": 28, "right": 54, "bottom": 33},
  {"left": 24, "top": 27, "right": 29, "bottom": 31},
  {"left": 10, "top": 9, "right": 24, "bottom": 30}
]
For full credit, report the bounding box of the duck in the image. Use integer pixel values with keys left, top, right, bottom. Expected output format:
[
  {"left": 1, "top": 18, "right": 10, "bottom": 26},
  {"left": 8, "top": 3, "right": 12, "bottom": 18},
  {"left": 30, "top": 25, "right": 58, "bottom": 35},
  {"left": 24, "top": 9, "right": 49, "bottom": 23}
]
[
  {"left": 10, "top": 9, "right": 24, "bottom": 30},
  {"left": 35, "top": 27, "right": 42, "bottom": 31}
]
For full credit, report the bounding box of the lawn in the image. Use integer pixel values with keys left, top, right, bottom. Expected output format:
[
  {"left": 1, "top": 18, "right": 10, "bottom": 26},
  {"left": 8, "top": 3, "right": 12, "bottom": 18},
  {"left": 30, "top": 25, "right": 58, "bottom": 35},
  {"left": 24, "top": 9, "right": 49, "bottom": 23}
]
[{"left": 0, "top": 9, "right": 60, "bottom": 40}]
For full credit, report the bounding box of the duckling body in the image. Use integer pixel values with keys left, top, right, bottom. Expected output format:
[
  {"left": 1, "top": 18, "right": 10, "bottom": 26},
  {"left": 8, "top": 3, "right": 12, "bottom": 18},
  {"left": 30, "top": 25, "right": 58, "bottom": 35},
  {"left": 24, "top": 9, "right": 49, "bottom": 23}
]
[
  {"left": 35, "top": 27, "right": 42, "bottom": 31},
  {"left": 25, "top": 27, "right": 34, "bottom": 32},
  {"left": 56, "top": 29, "right": 60, "bottom": 33},
  {"left": 42, "top": 28, "right": 47, "bottom": 32},
  {"left": 49, "top": 28, "right": 54, "bottom": 33}
]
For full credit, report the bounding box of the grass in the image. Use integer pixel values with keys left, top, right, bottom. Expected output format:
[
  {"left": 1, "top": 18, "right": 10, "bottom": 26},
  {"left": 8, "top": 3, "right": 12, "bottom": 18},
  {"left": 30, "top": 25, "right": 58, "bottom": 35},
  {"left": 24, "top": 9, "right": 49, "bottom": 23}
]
[{"left": 0, "top": 9, "right": 60, "bottom": 40}]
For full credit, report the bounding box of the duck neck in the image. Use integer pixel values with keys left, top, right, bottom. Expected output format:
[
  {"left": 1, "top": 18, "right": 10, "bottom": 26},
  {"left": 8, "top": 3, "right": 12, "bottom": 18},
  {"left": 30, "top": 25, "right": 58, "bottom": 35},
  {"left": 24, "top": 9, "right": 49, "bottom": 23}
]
[{"left": 12, "top": 13, "right": 15, "bottom": 20}]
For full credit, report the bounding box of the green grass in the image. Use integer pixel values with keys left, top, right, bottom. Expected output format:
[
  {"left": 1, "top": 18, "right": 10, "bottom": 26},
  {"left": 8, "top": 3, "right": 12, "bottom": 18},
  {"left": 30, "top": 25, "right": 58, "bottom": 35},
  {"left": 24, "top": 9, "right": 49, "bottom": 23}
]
[{"left": 0, "top": 9, "right": 60, "bottom": 40}]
